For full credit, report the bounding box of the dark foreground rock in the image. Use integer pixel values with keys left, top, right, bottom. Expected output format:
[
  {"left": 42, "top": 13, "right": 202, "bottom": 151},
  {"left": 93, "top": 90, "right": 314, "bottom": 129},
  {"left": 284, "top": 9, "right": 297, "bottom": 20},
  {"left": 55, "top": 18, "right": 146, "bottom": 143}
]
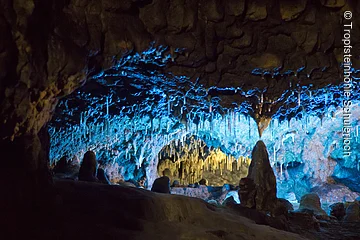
[
  {"left": 151, "top": 176, "right": 171, "bottom": 193},
  {"left": 78, "top": 151, "right": 98, "bottom": 182},
  {"left": 3, "top": 180, "right": 360, "bottom": 240},
  {"left": 329, "top": 202, "right": 346, "bottom": 220},
  {"left": 3, "top": 180, "right": 308, "bottom": 240},
  {"left": 344, "top": 202, "right": 360, "bottom": 222}
]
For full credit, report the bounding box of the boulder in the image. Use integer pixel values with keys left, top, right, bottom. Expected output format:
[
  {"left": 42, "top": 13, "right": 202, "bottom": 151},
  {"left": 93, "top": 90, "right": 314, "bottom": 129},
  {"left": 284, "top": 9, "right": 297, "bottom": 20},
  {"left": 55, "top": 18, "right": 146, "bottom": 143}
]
[
  {"left": 273, "top": 198, "right": 294, "bottom": 217},
  {"left": 78, "top": 151, "right": 98, "bottom": 182},
  {"left": 298, "top": 193, "right": 327, "bottom": 217},
  {"left": 329, "top": 202, "right": 346, "bottom": 220},
  {"left": 199, "top": 178, "right": 208, "bottom": 186},
  {"left": 343, "top": 202, "right": 360, "bottom": 222},
  {"left": 151, "top": 176, "right": 171, "bottom": 194},
  {"left": 247, "top": 140, "right": 277, "bottom": 212}
]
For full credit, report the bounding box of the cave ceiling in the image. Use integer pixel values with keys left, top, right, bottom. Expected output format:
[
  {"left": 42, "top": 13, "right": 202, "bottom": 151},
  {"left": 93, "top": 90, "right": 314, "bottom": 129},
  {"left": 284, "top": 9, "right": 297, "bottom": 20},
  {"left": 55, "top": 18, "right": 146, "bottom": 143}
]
[{"left": 0, "top": 0, "right": 359, "bottom": 139}]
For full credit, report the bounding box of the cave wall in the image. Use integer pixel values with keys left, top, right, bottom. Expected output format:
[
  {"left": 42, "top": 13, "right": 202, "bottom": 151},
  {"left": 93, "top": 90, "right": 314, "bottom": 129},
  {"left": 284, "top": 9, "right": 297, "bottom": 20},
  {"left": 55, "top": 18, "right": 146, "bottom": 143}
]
[{"left": 0, "top": 0, "right": 359, "bottom": 206}]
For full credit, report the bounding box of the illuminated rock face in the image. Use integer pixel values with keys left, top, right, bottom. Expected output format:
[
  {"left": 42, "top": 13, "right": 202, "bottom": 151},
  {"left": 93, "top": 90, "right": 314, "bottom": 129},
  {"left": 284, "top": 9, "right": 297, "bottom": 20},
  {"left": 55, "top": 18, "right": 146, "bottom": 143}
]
[
  {"left": 157, "top": 137, "right": 250, "bottom": 186},
  {"left": 247, "top": 140, "right": 277, "bottom": 212}
]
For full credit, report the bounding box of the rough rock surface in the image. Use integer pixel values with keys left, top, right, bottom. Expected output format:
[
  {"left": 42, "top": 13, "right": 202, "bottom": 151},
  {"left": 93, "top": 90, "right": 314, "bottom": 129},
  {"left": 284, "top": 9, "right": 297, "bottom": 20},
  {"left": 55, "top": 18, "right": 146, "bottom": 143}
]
[
  {"left": 151, "top": 176, "right": 171, "bottom": 194},
  {"left": 53, "top": 156, "right": 80, "bottom": 180},
  {"left": 298, "top": 193, "right": 327, "bottom": 217},
  {"left": 247, "top": 140, "right": 277, "bottom": 212},
  {"left": 47, "top": 180, "right": 306, "bottom": 240},
  {"left": 1, "top": 2, "right": 360, "bottom": 237},
  {"left": 171, "top": 185, "right": 210, "bottom": 199},
  {"left": 344, "top": 202, "right": 360, "bottom": 222},
  {"left": 78, "top": 151, "right": 98, "bottom": 182},
  {"left": 329, "top": 202, "right": 346, "bottom": 220},
  {"left": 273, "top": 198, "right": 294, "bottom": 217},
  {"left": 238, "top": 177, "right": 257, "bottom": 208}
]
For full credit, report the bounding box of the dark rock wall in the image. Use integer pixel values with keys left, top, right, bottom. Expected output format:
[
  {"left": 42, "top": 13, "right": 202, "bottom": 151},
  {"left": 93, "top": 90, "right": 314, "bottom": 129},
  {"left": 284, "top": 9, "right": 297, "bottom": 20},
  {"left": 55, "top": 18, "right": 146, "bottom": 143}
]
[{"left": 0, "top": 0, "right": 359, "bottom": 206}]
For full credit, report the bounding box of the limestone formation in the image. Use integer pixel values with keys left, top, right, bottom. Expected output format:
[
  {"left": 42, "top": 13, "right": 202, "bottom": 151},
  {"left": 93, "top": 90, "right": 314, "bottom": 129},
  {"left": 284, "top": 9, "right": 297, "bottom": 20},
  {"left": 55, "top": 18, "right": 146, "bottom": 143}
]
[
  {"left": 151, "top": 176, "right": 171, "bottom": 194},
  {"left": 53, "top": 156, "right": 79, "bottom": 180},
  {"left": 78, "top": 151, "right": 98, "bottom": 182},
  {"left": 329, "top": 202, "right": 346, "bottom": 220},
  {"left": 223, "top": 196, "right": 237, "bottom": 207},
  {"left": 238, "top": 177, "right": 256, "bottom": 209},
  {"left": 279, "top": 0, "right": 307, "bottom": 21},
  {"left": 199, "top": 178, "right": 208, "bottom": 186},
  {"left": 171, "top": 180, "right": 180, "bottom": 187},
  {"left": 1, "top": 2, "right": 359, "bottom": 236},
  {"left": 343, "top": 202, "right": 360, "bottom": 222},
  {"left": 53, "top": 156, "right": 69, "bottom": 174},
  {"left": 298, "top": 193, "right": 327, "bottom": 217},
  {"left": 97, "top": 168, "right": 110, "bottom": 185},
  {"left": 273, "top": 198, "right": 294, "bottom": 217},
  {"left": 247, "top": 140, "right": 277, "bottom": 212}
]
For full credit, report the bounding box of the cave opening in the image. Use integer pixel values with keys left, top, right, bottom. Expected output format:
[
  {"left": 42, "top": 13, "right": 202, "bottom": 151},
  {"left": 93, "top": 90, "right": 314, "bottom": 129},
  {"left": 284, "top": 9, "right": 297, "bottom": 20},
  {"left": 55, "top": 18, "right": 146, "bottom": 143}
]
[{"left": 48, "top": 45, "right": 360, "bottom": 209}]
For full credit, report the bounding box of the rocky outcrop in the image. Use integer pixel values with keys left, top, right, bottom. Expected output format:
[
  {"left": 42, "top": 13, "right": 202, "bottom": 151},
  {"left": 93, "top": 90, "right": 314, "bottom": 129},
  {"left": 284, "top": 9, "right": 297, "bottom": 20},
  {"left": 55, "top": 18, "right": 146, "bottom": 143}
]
[
  {"left": 298, "top": 193, "right": 328, "bottom": 217},
  {"left": 273, "top": 198, "right": 294, "bottom": 217},
  {"left": 329, "top": 202, "right": 346, "bottom": 220},
  {"left": 247, "top": 140, "right": 277, "bottom": 213},
  {"left": 151, "top": 176, "right": 171, "bottom": 194},
  {"left": 344, "top": 202, "right": 360, "bottom": 222}
]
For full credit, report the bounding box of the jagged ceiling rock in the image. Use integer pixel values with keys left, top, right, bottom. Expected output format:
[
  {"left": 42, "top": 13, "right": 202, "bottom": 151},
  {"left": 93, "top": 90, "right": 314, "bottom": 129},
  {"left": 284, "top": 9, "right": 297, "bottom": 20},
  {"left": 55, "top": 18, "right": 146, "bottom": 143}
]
[
  {"left": 1, "top": 0, "right": 360, "bottom": 141},
  {"left": 225, "top": 0, "right": 246, "bottom": 17},
  {"left": 246, "top": 0, "right": 267, "bottom": 21},
  {"left": 320, "top": 0, "right": 346, "bottom": 8},
  {"left": 279, "top": 0, "right": 307, "bottom": 21}
]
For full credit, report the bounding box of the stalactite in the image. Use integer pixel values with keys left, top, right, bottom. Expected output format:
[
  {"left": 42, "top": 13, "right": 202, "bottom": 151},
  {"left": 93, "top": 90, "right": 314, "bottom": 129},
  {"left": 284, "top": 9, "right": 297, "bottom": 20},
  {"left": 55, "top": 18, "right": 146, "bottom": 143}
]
[
  {"left": 248, "top": 116, "right": 251, "bottom": 139},
  {"left": 325, "top": 91, "right": 328, "bottom": 105}
]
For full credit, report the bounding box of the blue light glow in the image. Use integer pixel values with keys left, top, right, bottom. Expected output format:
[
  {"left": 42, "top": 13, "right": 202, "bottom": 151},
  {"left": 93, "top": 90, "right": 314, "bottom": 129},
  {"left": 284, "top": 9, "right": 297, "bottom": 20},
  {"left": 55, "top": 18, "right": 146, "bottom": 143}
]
[{"left": 49, "top": 45, "right": 360, "bottom": 206}]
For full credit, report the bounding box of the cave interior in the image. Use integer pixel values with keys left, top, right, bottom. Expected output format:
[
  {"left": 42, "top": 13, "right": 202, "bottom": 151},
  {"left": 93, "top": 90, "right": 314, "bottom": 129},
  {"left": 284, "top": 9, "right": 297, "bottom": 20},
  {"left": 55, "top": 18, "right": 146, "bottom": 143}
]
[{"left": 1, "top": 0, "right": 360, "bottom": 239}]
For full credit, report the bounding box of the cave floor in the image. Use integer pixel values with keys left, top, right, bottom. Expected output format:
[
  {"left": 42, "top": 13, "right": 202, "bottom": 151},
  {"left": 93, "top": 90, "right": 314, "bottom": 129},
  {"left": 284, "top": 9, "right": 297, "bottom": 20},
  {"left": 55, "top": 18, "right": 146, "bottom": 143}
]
[{"left": 4, "top": 180, "right": 360, "bottom": 240}]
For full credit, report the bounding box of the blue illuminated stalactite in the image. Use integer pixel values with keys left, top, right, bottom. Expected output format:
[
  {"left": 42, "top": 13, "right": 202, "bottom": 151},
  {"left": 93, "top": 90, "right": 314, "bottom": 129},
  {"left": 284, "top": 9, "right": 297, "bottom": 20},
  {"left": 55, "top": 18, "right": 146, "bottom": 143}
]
[{"left": 50, "top": 45, "right": 360, "bottom": 204}]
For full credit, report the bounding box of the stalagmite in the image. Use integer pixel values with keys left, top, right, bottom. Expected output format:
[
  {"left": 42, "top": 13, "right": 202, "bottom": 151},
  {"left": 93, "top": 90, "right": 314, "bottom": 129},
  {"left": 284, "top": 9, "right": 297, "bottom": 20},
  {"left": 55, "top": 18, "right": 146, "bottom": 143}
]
[{"left": 246, "top": 141, "right": 277, "bottom": 212}]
